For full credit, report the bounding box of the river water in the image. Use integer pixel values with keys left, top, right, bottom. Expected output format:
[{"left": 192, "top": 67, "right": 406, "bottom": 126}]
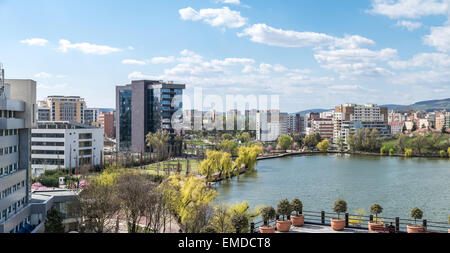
[{"left": 214, "top": 154, "right": 450, "bottom": 223}]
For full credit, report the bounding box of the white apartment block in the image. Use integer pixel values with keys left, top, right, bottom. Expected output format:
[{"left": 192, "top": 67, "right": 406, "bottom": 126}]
[
  {"left": 333, "top": 104, "right": 389, "bottom": 144},
  {"left": 256, "top": 111, "right": 289, "bottom": 142},
  {"left": 31, "top": 121, "right": 104, "bottom": 178}
]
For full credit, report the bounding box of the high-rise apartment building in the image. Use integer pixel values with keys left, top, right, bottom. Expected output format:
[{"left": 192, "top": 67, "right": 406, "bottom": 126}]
[
  {"left": 99, "top": 111, "right": 115, "bottom": 138},
  {"left": 311, "top": 118, "right": 334, "bottom": 140},
  {"left": 84, "top": 108, "right": 100, "bottom": 126},
  {"left": 37, "top": 96, "right": 86, "bottom": 124},
  {"left": 116, "top": 80, "right": 185, "bottom": 152},
  {"left": 1, "top": 70, "right": 37, "bottom": 233},
  {"left": 333, "top": 104, "right": 389, "bottom": 144},
  {"left": 256, "top": 111, "right": 289, "bottom": 142}
]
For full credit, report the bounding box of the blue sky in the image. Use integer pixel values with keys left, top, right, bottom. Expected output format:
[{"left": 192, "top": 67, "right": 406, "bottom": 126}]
[{"left": 1, "top": 0, "right": 450, "bottom": 112}]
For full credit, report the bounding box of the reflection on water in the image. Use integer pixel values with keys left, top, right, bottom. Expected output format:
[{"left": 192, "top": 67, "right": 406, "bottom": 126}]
[{"left": 213, "top": 154, "right": 450, "bottom": 222}]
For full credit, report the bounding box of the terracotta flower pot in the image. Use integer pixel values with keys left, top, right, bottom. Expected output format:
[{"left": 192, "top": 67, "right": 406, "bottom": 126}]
[
  {"left": 259, "top": 225, "right": 275, "bottom": 233},
  {"left": 368, "top": 222, "right": 384, "bottom": 232},
  {"left": 331, "top": 218, "right": 345, "bottom": 231},
  {"left": 276, "top": 220, "right": 291, "bottom": 232},
  {"left": 407, "top": 224, "right": 424, "bottom": 233},
  {"left": 291, "top": 215, "right": 304, "bottom": 227}
]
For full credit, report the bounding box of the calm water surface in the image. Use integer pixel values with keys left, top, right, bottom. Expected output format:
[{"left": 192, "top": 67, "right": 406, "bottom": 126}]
[{"left": 214, "top": 154, "right": 450, "bottom": 222}]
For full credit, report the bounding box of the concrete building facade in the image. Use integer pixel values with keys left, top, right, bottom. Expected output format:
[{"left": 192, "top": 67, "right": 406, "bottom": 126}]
[
  {"left": 1, "top": 75, "right": 37, "bottom": 233},
  {"left": 31, "top": 121, "right": 104, "bottom": 177}
]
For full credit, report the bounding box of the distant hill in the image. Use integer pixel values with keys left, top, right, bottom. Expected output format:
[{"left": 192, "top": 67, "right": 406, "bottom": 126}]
[
  {"left": 296, "top": 109, "right": 331, "bottom": 114},
  {"left": 295, "top": 98, "right": 450, "bottom": 114},
  {"left": 389, "top": 98, "right": 450, "bottom": 112},
  {"left": 99, "top": 108, "right": 115, "bottom": 113}
]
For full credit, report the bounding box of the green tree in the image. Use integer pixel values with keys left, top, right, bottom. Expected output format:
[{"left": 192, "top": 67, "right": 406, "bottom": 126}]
[
  {"left": 333, "top": 199, "right": 347, "bottom": 220},
  {"left": 238, "top": 132, "right": 251, "bottom": 144},
  {"left": 370, "top": 203, "right": 383, "bottom": 223},
  {"left": 277, "top": 135, "right": 294, "bottom": 151},
  {"left": 219, "top": 139, "right": 239, "bottom": 156},
  {"left": 45, "top": 208, "right": 65, "bottom": 233},
  {"left": 222, "top": 133, "right": 233, "bottom": 140},
  {"left": 411, "top": 135, "right": 428, "bottom": 155},
  {"left": 397, "top": 134, "right": 409, "bottom": 152},
  {"left": 291, "top": 134, "right": 303, "bottom": 147},
  {"left": 410, "top": 207, "right": 423, "bottom": 224},
  {"left": 233, "top": 145, "right": 263, "bottom": 172},
  {"left": 276, "top": 199, "right": 292, "bottom": 221},
  {"left": 231, "top": 212, "right": 248, "bottom": 233},
  {"left": 304, "top": 134, "right": 318, "bottom": 149},
  {"left": 146, "top": 130, "right": 170, "bottom": 161}
]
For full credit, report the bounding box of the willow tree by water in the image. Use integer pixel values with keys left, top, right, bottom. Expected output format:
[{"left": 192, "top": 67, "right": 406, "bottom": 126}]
[
  {"left": 199, "top": 150, "right": 233, "bottom": 180},
  {"left": 160, "top": 175, "right": 217, "bottom": 233},
  {"left": 233, "top": 145, "right": 263, "bottom": 172}
]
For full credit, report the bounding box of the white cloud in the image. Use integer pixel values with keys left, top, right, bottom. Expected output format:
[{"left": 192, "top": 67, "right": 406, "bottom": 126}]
[
  {"left": 151, "top": 56, "right": 176, "bottom": 64},
  {"left": 128, "top": 46, "right": 135, "bottom": 50},
  {"left": 179, "top": 6, "right": 247, "bottom": 28},
  {"left": 314, "top": 48, "right": 397, "bottom": 79},
  {"left": 238, "top": 23, "right": 375, "bottom": 49},
  {"left": 389, "top": 52, "right": 450, "bottom": 69},
  {"left": 395, "top": 20, "right": 423, "bottom": 31},
  {"left": 127, "top": 49, "right": 333, "bottom": 96},
  {"left": 34, "top": 72, "right": 52, "bottom": 78},
  {"left": 216, "top": 0, "right": 241, "bottom": 5},
  {"left": 121, "top": 59, "right": 147, "bottom": 65},
  {"left": 20, "top": 38, "right": 48, "bottom": 46},
  {"left": 368, "top": 0, "right": 449, "bottom": 19},
  {"left": 423, "top": 24, "right": 450, "bottom": 52},
  {"left": 57, "top": 39, "right": 122, "bottom": 55}
]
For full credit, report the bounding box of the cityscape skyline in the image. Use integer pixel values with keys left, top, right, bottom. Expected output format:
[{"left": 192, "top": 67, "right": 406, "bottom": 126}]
[{"left": 2, "top": 0, "right": 450, "bottom": 112}]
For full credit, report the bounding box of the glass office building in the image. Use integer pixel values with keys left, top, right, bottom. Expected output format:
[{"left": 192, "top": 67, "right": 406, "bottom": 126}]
[{"left": 116, "top": 80, "right": 185, "bottom": 152}]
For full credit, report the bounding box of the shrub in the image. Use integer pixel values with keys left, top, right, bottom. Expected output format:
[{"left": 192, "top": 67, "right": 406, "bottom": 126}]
[
  {"left": 333, "top": 199, "right": 347, "bottom": 219},
  {"left": 440, "top": 150, "right": 446, "bottom": 158},
  {"left": 369, "top": 203, "right": 383, "bottom": 222},
  {"left": 405, "top": 148, "right": 413, "bottom": 157},
  {"left": 290, "top": 198, "right": 303, "bottom": 216},
  {"left": 260, "top": 206, "right": 276, "bottom": 226},
  {"left": 276, "top": 199, "right": 292, "bottom": 221},
  {"left": 200, "top": 225, "right": 218, "bottom": 233},
  {"left": 409, "top": 207, "right": 423, "bottom": 224},
  {"left": 380, "top": 146, "right": 387, "bottom": 155},
  {"left": 448, "top": 147, "right": 450, "bottom": 158},
  {"left": 389, "top": 148, "right": 394, "bottom": 156},
  {"left": 231, "top": 212, "right": 249, "bottom": 232}
]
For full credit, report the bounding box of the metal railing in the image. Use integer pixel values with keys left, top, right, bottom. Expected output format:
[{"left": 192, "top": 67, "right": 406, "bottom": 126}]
[{"left": 248, "top": 210, "right": 450, "bottom": 233}]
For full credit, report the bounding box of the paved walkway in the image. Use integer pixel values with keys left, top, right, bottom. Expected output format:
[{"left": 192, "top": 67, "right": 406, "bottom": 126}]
[{"left": 277, "top": 224, "right": 370, "bottom": 233}]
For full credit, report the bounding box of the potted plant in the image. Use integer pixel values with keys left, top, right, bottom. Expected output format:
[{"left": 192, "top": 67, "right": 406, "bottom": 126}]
[
  {"left": 276, "top": 199, "right": 292, "bottom": 232},
  {"left": 259, "top": 206, "right": 276, "bottom": 233},
  {"left": 331, "top": 199, "right": 347, "bottom": 231},
  {"left": 290, "top": 198, "right": 304, "bottom": 227},
  {"left": 407, "top": 207, "right": 424, "bottom": 233},
  {"left": 231, "top": 212, "right": 249, "bottom": 234},
  {"left": 368, "top": 203, "right": 384, "bottom": 231}
]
